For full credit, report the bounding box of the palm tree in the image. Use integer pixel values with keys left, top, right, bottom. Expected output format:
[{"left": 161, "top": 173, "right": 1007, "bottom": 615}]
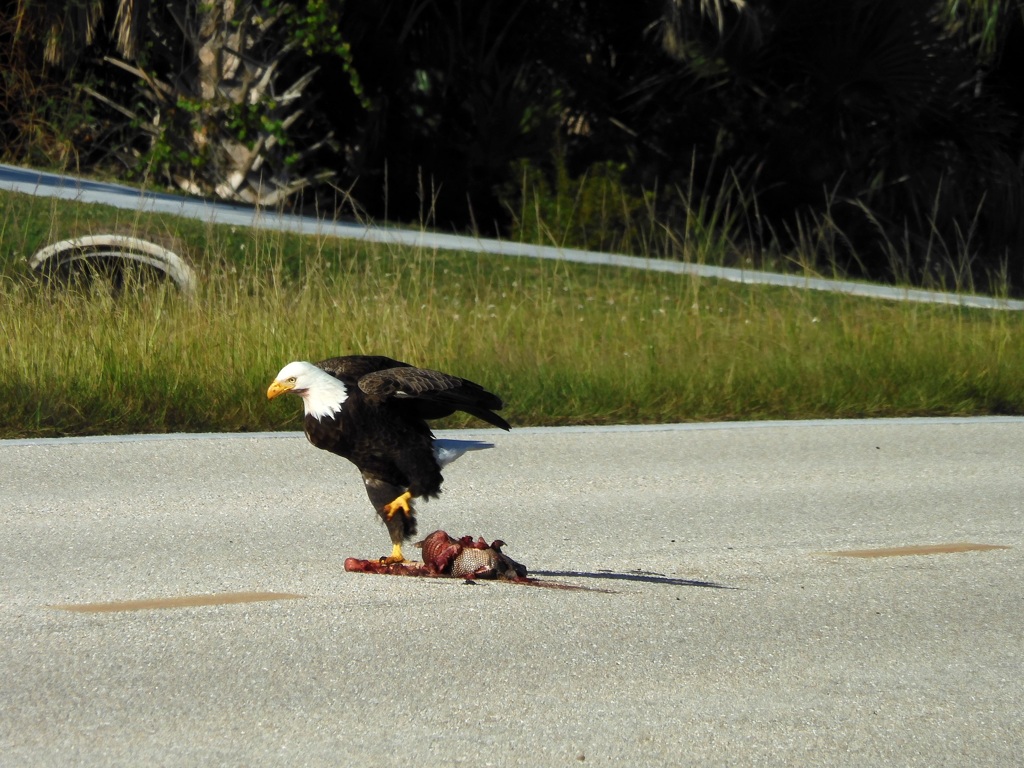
[
  {"left": 635, "top": 0, "right": 1024, "bottom": 289},
  {"left": 15, "top": 0, "right": 342, "bottom": 206}
]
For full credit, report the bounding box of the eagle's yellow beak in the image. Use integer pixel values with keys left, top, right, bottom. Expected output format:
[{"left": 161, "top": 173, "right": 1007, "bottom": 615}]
[{"left": 267, "top": 379, "right": 294, "bottom": 400}]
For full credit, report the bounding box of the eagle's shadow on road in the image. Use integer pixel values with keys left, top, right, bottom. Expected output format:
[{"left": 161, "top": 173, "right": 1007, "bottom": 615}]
[{"left": 531, "top": 569, "right": 734, "bottom": 590}]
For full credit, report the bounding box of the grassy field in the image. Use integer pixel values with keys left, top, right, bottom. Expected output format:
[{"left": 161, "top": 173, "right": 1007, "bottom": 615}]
[{"left": 1, "top": 189, "right": 1022, "bottom": 438}]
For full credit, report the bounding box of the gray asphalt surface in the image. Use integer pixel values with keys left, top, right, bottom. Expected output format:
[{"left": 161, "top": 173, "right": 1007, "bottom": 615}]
[{"left": 1, "top": 419, "right": 1022, "bottom": 766}]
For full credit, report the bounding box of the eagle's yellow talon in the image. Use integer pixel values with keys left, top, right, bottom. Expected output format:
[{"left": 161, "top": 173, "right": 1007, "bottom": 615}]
[
  {"left": 379, "top": 543, "right": 406, "bottom": 564},
  {"left": 382, "top": 491, "right": 413, "bottom": 520}
]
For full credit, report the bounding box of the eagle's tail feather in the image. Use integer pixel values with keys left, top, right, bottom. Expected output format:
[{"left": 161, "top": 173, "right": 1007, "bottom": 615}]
[{"left": 432, "top": 439, "right": 495, "bottom": 468}]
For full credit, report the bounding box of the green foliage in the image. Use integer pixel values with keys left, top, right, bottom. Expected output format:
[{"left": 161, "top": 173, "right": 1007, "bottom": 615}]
[
  {"left": 941, "top": 0, "right": 1015, "bottom": 59},
  {"left": 273, "top": 0, "right": 344, "bottom": 55},
  {"left": 0, "top": 1, "right": 364, "bottom": 203},
  {"left": 271, "top": 0, "right": 369, "bottom": 107},
  {"left": 506, "top": 156, "right": 658, "bottom": 255},
  {"left": 631, "top": 0, "right": 1024, "bottom": 292}
]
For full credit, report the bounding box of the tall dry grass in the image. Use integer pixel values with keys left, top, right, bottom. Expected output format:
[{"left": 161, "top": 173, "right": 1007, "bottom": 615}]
[
  {"left": 2, "top": 186, "right": 1023, "bottom": 438},
  {"left": 2, "top": 229, "right": 1023, "bottom": 437}
]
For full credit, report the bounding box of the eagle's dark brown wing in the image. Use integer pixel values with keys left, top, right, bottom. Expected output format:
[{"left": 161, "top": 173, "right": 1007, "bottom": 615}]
[
  {"left": 315, "top": 355, "right": 412, "bottom": 384},
  {"left": 358, "top": 366, "right": 511, "bottom": 431}
]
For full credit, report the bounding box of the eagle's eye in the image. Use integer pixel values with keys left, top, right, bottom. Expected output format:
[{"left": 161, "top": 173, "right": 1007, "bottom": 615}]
[{"left": 287, "top": 376, "right": 297, "bottom": 383}]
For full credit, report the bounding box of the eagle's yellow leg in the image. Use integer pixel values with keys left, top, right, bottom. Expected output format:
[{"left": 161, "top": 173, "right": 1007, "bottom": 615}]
[
  {"left": 375, "top": 492, "right": 414, "bottom": 563},
  {"left": 382, "top": 491, "right": 413, "bottom": 520}
]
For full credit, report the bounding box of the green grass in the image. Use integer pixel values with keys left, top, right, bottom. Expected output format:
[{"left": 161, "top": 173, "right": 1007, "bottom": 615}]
[{"left": 1, "top": 189, "right": 1023, "bottom": 438}]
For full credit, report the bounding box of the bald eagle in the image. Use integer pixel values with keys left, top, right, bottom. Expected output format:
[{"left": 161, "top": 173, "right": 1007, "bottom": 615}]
[{"left": 267, "top": 356, "right": 510, "bottom": 563}]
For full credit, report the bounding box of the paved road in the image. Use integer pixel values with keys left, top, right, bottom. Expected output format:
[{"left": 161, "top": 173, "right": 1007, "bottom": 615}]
[
  {"left": 4, "top": 162, "right": 1023, "bottom": 311},
  {"left": 1, "top": 419, "right": 1022, "bottom": 766}
]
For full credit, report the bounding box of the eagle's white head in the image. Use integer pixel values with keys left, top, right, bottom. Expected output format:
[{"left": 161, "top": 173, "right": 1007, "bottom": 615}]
[{"left": 267, "top": 361, "right": 348, "bottom": 420}]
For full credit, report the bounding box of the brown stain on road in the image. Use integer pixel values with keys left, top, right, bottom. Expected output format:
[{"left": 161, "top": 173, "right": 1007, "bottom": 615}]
[
  {"left": 52, "top": 592, "right": 305, "bottom": 613},
  {"left": 822, "top": 543, "right": 1011, "bottom": 558}
]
